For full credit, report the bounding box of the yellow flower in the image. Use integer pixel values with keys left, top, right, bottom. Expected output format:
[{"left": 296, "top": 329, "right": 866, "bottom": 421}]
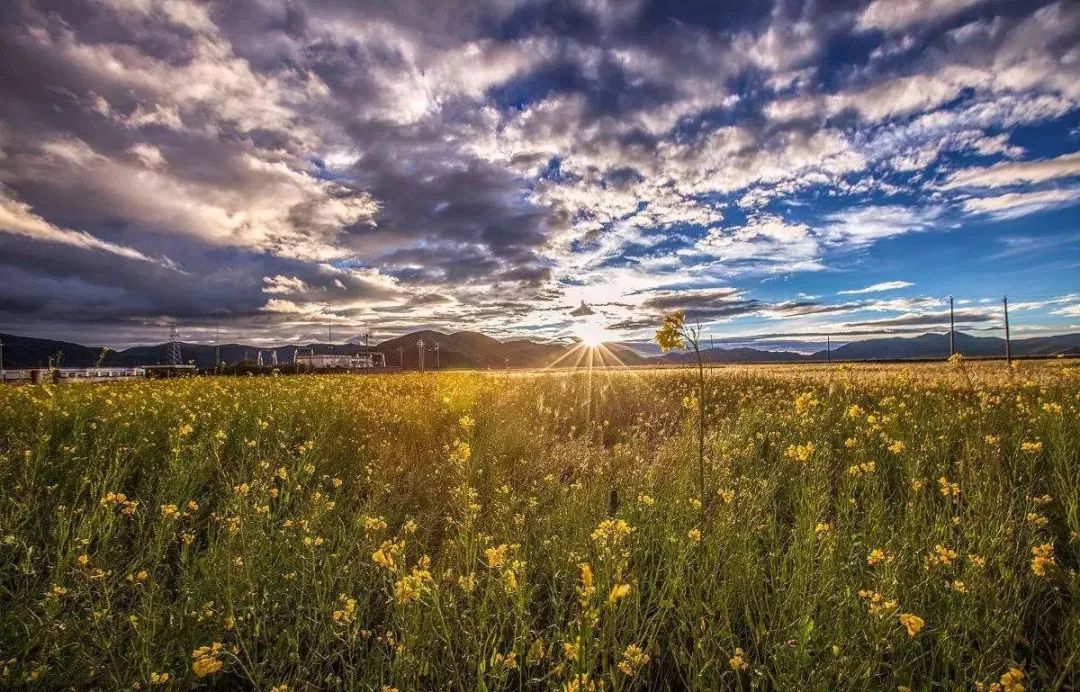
[
  {"left": 795, "top": 392, "right": 819, "bottom": 415},
  {"left": 1030, "top": 543, "right": 1055, "bottom": 576},
  {"left": 687, "top": 527, "right": 702, "bottom": 542},
  {"left": 729, "top": 647, "right": 749, "bottom": 671},
  {"left": 785, "top": 441, "right": 816, "bottom": 463},
  {"left": 1026, "top": 512, "right": 1048, "bottom": 528},
  {"left": 126, "top": 570, "right": 149, "bottom": 584},
  {"left": 149, "top": 672, "right": 170, "bottom": 685},
  {"left": 485, "top": 544, "right": 510, "bottom": 569},
  {"left": 887, "top": 440, "right": 906, "bottom": 455},
  {"left": 332, "top": 594, "right": 357, "bottom": 624},
  {"left": 999, "top": 666, "right": 1025, "bottom": 692},
  {"left": 579, "top": 562, "right": 594, "bottom": 593},
  {"left": 718, "top": 489, "right": 735, "bottom": 504},
  {"left": 898, "top": 613, "right": 924, "bottom": 637},
  {"left": 46, "top": 584, "right": 69, "bottom": 600},
  {"left": 1020, "top": 440, "right": 1043, "bottom": 454},
  {"left": 637, "top": 494, "right": 656, "bottom": 507},
  {"left": 160, "top": 504, "right": 180, "bottom": 520},
  {"left": 393, "top": 570, "right": 429, "bottom": 605},
  {"left": 858, "top": 590, "right": 898, "bottom": 616},
  {"left": 926, "top": 544, "right": 958, "bottom": 569},
  {"left": 849, "top": 461, "right": 876, "bottom": 476},
  {"left": 608, "top": 583, "right": 632, "bottom": 604},
  {"left": 949, "top": 579, "right": 967, "bottom": 593},
  {"left": 591, "top": 518, "right": 634, "bottom": 555},
  {"left": 847, "top": 404, "right": 864, "bottom": 418},
  {"left": 938, "top": 476, "right": 960, "bottom": 498},
  {"left": 815, "top": 522, "right": 831, "bottom": 537},
  {"left": 494, "top": 651, "right": 517, "bottom": 670},
  {"left": 867, "top": 548, "right": 890, "bottom": 566},
  {"left": 618, "top": 643, "right": 650, "bottom": 676},
  {"left": 191, "top": 643, "right": 224, "bottom": 678}
]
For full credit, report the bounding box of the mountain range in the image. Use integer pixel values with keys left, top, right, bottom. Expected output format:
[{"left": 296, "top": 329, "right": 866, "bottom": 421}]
[{"left": 1, "top": 330, "right": 1078, "bottom": 370}]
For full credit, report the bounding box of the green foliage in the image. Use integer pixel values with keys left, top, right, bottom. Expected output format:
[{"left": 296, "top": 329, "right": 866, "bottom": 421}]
[{"left": 0, "top": 362, "right": 1077, "bottom": 689}]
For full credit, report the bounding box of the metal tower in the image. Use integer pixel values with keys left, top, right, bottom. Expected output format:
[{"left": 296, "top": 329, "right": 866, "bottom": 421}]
[{"left": 166, "top": 326, "right": 182, "bottom": 365}]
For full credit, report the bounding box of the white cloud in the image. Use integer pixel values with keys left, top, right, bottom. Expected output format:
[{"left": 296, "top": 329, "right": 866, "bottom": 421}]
[
  {"left": 942, "top": 151, "right": 1080, "bottom": 189},
  {"left": 0, "top": 185, "right": 161, "bottom": 264},
  {"left": 857, "top": 0, "right": 987, "bottom": 33},
  {"left": 823, "top": 206, "right": 940, "bottom": 247},
  {"left": 695, "top": 215, "right": 820, "bottom": 267},
  {"left": 838, "top": 281, "right": 915, "bottom": 295},
  {"left": 960, "top": 187, "right": 1080, "bottom": 218}
]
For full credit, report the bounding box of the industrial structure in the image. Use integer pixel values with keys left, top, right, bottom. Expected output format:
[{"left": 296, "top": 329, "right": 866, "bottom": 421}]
[{"left": 292, "top": 349, "right": 386, "bottom": 369}]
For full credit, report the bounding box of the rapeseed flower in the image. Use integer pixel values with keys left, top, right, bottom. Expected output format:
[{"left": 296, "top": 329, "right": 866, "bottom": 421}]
[
  {"left": 618, "top": 644, "right": 650, "bottom": 676},
  {"left": 1030, "top": 543, "right": 1055, "bottom": 576},
  {"left": 898, "top": 613, "right": 924, "bottom": 637},
  {"left": 191, "top": 643, "right": 224, "bottom": 678}
]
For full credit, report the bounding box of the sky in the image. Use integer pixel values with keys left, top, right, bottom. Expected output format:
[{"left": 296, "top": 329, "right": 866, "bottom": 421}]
[{"left": 1, "top": 0, "right": 1078, "bottom": 350}]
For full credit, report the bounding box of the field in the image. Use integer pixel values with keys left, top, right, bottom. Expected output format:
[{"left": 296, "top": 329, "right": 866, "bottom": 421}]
[{"left": 0, "top": 361, "right": 1077, "bottom": 690}]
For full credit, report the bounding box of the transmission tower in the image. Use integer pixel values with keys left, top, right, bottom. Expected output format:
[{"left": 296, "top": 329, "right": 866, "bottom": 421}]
[{"left": 167, "top": 325, "right": 182, "bottom": 365}]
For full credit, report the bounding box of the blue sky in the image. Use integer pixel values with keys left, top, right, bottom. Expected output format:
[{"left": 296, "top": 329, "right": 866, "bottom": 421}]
[{"left": 0, "top": 0, "right": 1078, "bottom": 348}]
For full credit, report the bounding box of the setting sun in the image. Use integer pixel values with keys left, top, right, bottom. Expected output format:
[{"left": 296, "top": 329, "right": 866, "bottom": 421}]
[{"left": 573, "top": 319, "right": 608, "bottom": 347}]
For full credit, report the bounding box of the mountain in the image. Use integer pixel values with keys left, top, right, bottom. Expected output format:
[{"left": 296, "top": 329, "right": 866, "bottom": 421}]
[
  {"left": 655, "top": 346, "right": 811, "bottom": 364},
  {"left": 0, "top": 333, "right": 114, "bottom": 369},
  {"left": 2, "top": 330, "right": 1078, "bottom": 371},
  {"left": 813, "top": 332, "right": 1080, "bottom": 361}
]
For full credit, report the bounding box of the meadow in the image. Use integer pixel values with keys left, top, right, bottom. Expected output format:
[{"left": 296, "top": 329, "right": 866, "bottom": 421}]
[{"left": 0, "top": 360, "right": 1077, "bottom": 690}]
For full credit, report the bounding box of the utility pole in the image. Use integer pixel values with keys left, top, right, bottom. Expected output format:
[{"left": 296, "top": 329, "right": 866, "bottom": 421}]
[
  {"left": 1003, "top": 295, "right": 1012, "bottom": 366},
  {"left": 214, "top": 323, "right": 221, "bottom": 372},
  {"left": 434, "top": 342, "right": 440, "bottom": 370},
  {"left": 398, "top": 346, "right": 403, "bottom": 368},
  {"left": 416, "top": 339, "right": 425, "bottom": 373},
  {"left": 0, "top": 337, "right": 4, "bottom": 382},
  {"left": 826, "top": 335, "right": 831, "bottom": 363},
  {"left": 948, "top": 296, "right": 955, "bottom": 357}
]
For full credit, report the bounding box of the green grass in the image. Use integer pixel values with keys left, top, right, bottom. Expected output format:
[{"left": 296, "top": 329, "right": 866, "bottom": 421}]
[{"left": 0, "top": 361, "right": 1077, "bottom": 689}]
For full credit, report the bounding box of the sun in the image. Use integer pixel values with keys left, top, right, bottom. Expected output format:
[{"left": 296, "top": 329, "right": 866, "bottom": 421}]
[{"left": 573, "top": 319, "right": 608, "bottom": 347}]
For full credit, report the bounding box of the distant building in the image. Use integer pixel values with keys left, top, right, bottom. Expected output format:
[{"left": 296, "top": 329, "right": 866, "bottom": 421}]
[
  {"left": 293, "top": 351, "right": 386, "bottom": 369},
  {"left": 2, "top": 367, "right": 148, "bottom": 383}
]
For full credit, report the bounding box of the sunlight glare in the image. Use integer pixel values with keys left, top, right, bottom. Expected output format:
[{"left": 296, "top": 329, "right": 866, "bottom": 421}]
[{"left": 573, "top": 319, "right": 608, "bottom": 347}]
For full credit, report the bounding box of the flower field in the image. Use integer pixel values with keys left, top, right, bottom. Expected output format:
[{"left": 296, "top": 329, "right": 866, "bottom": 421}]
[{"left": 0, "top": 361, "right": 1077, "bottom": 690}]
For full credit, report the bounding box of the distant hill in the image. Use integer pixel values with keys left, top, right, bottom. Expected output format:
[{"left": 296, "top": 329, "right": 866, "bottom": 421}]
[
  {"left": 2, "top": 330, "right": 1078, "bottom": 371},
  {"left": 655, "top": 346, "right": 811, "bottom": 364},
  {"left": 812, "top": 332, "right": 1080, "bottom": 361}
]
